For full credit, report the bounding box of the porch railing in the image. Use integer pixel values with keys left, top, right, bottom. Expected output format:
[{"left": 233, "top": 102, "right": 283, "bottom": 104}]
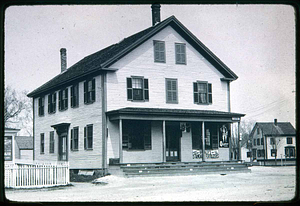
[{"left": 5, "top": 161, "right": 69, "bottom": 188}]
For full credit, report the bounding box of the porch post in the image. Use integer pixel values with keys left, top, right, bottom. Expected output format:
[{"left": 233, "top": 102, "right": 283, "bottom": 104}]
[
  {"left": 119, "top": 119, "right": 123, "bottom": 163},
  {"left": 202, "top": 121, "right": 205, "bottom": 162},
  {"left": 162, "top": 120, "right": 166, "bottom": 162},
  {"left": 238, "top": 121, "right": 241, "bottom": 161}
]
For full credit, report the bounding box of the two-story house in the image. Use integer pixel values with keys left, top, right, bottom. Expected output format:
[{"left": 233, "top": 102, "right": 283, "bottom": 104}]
[
  {"left": 27, "top": 4, "right": 245, "bottom": 176},
  {"left": 250, "top": 119, "right": 296, "bottom": 165}
]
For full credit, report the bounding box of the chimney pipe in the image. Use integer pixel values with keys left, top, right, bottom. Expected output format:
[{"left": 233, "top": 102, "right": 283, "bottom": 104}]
[
  {"left": 60, "top": 48, "right": 67, "bottom": 73},
  {"left": 151, "top": 4, "right": 161, "bottom": 26},
  {"left": 274, "top": 119, "right": 278, "bottom": 126}
]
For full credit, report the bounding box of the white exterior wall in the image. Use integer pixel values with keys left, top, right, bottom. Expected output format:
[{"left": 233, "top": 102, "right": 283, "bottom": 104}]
[
  {"left": 266, "top": 136, "right": 296, "bottom": 159},
  {"left": 106, "top": 26, "right": 229, "bottom": 112},
  {"left": 34, "top": 75, "right": 103, "bottom": 169},
  {"left": 19, "top": 150, "right": 33, "bottom": 160}
]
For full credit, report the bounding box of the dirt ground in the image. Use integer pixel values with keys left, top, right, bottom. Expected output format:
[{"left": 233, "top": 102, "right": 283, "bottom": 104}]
[{"left": 5, "top": 166, "right": 297, "bottom": 202}]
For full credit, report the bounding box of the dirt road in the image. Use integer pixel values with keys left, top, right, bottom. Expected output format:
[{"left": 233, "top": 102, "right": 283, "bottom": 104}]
[{"left": 5, "top": 166, "right": 296, "bottom": 202}]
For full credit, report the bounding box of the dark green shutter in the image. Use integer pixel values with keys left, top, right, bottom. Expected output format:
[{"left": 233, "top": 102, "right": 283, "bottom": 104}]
[
  {"left": 193, "top": 82, "right": 198, "bottom": 103},
  {"left": 71, "top": 86, "right": 74, "bottom": 107},
  {"left": 92, "top": 79, "right": 96, "bottom": 102},
  {"left": 84, "top": 81, "right": 87, "bottom": 103},
  {"left": 65, "top": 88, "right": 68, "bottom": 109},
  {"left": 70, "top": 129, "right": 73, "bottom": 150},
  {"left": 208, "top": 83, "right": 212, "bottom": 104},
  {"left": 84, "top": 127, "right": 87, "bottom": 149},
  {"left": 127, "top": 78, "right": 133, "bottom": 100},
  {"left": 48, "top": 94, "right": 51, "bottom": 113},
  {"left": 53, "top": 93, "right": 56, "bottom": 112},
  {"left": 144, "top": 78, "right": 149, "bottom": 101},
  {"left": 59, "top": 91, "right": 62, "bottom": 110}
]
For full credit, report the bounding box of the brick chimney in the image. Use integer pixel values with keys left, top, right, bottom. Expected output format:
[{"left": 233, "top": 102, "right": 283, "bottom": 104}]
[
  {"left": 151, "top": 4, "right": 161, "bottom": 26},
  {"left": 274, "top": 119, "right": 278, "bottom": 126},
  {"left": 60, "top": 48, "right": 67, "bottom": 73}
]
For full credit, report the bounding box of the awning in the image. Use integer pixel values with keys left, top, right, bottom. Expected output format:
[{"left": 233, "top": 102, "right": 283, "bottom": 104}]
[
  {"left": 106, "top": 107, "right": 245, "bottom": 122},
  {"left": 51, "top": 123, "right": 70, "bottom": 135}
]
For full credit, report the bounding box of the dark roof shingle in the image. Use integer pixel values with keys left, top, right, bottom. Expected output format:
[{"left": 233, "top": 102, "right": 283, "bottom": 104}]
[{"left": 252, "top": 122, "right": 295, "bottom": 136}]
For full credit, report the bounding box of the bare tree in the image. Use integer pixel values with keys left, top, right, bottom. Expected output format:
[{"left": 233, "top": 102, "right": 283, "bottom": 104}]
[{"left": 4, "top": 86, "right": 33, "bottom": 135}]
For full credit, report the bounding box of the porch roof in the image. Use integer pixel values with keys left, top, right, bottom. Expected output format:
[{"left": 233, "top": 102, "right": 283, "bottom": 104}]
[{"left": 107, "top": 107, "right": 245, "bottom": 122}]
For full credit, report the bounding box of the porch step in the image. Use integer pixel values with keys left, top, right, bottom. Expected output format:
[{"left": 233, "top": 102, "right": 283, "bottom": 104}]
[{"left": 117, "top": 161, "right": 251, "bottom": 177}]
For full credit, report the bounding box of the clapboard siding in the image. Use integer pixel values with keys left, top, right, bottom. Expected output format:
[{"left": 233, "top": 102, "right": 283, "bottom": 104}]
[
  {"left": 106, "top": 26, "right": 229, "bottom": 112},
  {"left": 34, "top": 75, "right": 103, "bottom": 169}
]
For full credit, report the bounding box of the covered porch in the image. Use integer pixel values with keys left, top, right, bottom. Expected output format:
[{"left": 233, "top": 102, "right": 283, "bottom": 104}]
[{"left": 106, "top": 108, "right": 245, "bottom": 169}]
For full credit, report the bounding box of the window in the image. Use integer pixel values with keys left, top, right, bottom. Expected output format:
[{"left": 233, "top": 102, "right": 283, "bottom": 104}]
[
  {"left": 40, "top": 133, "right": 45, "bottom": 154},
  {"left": 253, "top": 139, "right": 256, "bottom": 146},
  {"left": 252, "top": 148, "right": 257, "bottom": 159},
  {"left": 257, "top": 128, "right": 260, "bottom": 134},
  {"left": 285, "top": 146, "right": 295, "bottom": 158},
  {"left": 38, "top": 96, "right": 45, "bottom": 116},
  {"left": 153, "top": 40, "right": 165, "bottom": 63},
  {"left": 257, "top": 149, "right": 265, "bottom": 157},
  {"left": 49, "top": 131, "right": 54, "bottom": 153},
  {"left": 122, "top": 120, "right": 151, "bottom": 150},
  {"left": 84, "top": 125, "right": 93, "bottom": 150},
  {"left": 287, "top": 137, "right": 293, "bottom": 144},
  {"left": 4, "top": 136, "right": 12, "bottom": 161},
  {"left": 71, "top": 127, "right": 79, "bottom": 151},
  {"left": 271, "top": 149, "right": 277, "bottom": 157},
  {"left": 193, "top": 81, "right": 212, "bottom": 104},
  {"left": 59, "top": 88, "right": 68, "bottom": 110},
  {"left": 48, "top": 93, "right": 56, "bottom": 114},
  {"left": 175, "top": 43, "right": 186, "bottom": 64},
  {"left": 71, "top": 84, "right": 79, "bottom": 108},
  {"left": 127, "top": 77, "right": 149, "bottom": 101},
  {"left": 166, "top": 78, "right": 178, "bottom": 103},
  {"left": 84, "top": 79, "right": 95, "bottom": 104},
  {"left": 257, "top": 138, "right": 260, "bottom": 146},
  {"left": 270, "top": 138, "right": 275, "bottom": 145},
  {"left": 261, "top": 138, "right": 264, "bottom": 146}
]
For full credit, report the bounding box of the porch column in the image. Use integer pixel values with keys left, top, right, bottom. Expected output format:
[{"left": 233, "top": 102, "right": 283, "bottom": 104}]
[
  {"left": 202, "top": 121, "right": 205, "bottom": 162},
  {"left": 238, "top": 121, "right": 241, "bottom": 161},
  {"left": 119, "top": 119, "right": 123, "bottom": 163},
  {"left": 162, "top": 120, "right": 166, "bottom": 162}
]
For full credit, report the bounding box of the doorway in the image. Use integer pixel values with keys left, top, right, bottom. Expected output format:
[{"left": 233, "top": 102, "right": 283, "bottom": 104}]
[
  {"left": 166, "top": 122, "right": 181, "bottom": 161},
  {"left": 58, "top": 134, "right": 68, "bottom": 161}
]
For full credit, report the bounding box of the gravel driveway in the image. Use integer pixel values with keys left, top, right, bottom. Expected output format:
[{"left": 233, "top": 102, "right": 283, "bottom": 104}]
[{"left": 5, "top": 166, "right": 296, "bottom": 202}]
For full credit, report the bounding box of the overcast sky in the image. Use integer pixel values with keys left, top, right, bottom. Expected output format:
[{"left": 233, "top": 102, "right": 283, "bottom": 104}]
[{"left": 4, "top": 4, "right": 296, "bottom": 127}]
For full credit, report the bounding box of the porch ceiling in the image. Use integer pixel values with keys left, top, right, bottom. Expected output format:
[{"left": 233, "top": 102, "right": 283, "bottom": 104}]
[{"left": 106, "top": 107, "right": 245, "bottom": 122}]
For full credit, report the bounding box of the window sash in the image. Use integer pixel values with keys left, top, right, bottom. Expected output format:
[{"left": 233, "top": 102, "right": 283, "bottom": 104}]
[
  {"left": 84, "top": 79, "right": 95, "bottom": 104},
  {"left": 84, "top": 125, "right": 93, "bottom": 150},
  {"left": 38, "top": 97, "right": 45, "bottom": 116},
  {"left": 40, "top": 134, "right": 44, "bottom": 154},
  {"left": 153, "top": 41, "right": 165, "bottom": 62},
  {"left": 71, "top": 84, "right": 79, "bottom": 108},
  {"left": 287, "top": 137, "right": 293, "bottom": 144},
  {"left": 127, "top": 77, "right": 149, "bottom": 101},
  {"left": 175, "top": 43, "right": 186, "bottom": 64},
  {"left": 71, "top": 127, "right": 79, "bottom": 150},
  {"left": 193, "top": 82, "right": 212, "bottom": 104}
]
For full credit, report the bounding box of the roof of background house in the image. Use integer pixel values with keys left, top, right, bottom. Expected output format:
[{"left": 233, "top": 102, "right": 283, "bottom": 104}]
[
  {"left": 15, "top": 136, "right": 33, "bottom": 150},
  {"left": 250, "top": 122, "right": 296, "bottom": 137},
  {"left": 5, "top": 127, "right": 20, "bottom": 131},
  {"left": 27, "top": 15, "right": 238, "bottom": 98}
]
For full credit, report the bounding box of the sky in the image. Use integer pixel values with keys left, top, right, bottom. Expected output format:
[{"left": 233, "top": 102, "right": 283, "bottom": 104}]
[{"left": 4, "top": 4, "right": 296, "bottom": 129}]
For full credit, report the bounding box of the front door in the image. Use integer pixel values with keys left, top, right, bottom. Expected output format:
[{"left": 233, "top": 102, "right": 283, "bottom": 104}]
[
  {"left": 58, "top": 134, "right": 68, "bottom": 161},
  {"left": 166, "top": 122, "right": 181, "bottom": 161}
]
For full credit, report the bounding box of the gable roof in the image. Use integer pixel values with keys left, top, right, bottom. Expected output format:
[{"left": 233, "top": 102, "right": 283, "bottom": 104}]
[
  {"left": 15, "top": 136, "right": 33, "bottom": 150},
  {"left": 28, "top": 15, "right": 238, "bottom": 98},
  {"left": 250, "top": 122, "right": 296, "bottom": 137}
]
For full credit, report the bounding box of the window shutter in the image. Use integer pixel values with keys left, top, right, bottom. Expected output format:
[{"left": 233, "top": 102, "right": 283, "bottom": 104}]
[
  {"left": 193, "top": 82, "right": 199, "bottom": 103},
  {"left": 53, "top": 93, "right": 56, "bottom": 112},
  {"left": 84, "top": 81, "right": 87, "bottom": 103},
  {"left": 65, "top": 88, "right": 68, "bottom": 109},
  {"left": 71, "top": 86, "right": 74, "bottom": 107},
  {"left": 92, "top": 79, "right": 96, "bottom": 101},
  {"left": 84, "top": 127, "right": 87, "bottom": 149},
  {"left": 127, "top": 78, "right": 133, "bottom": 100},
  {"left": 48, "top": 94, "right": 51, "bottom": 113},
  {"left": 144, "top": 78, "right": 149, "bottom": 101},
  {"left": 70, "top": 129, "right": 73, "bottom": 150},
  {"left": 208, "top": 83, "right": 212, "bottom": 104},
  {"left": 59, "top": 91, "right": 62, "bottom": 110}
]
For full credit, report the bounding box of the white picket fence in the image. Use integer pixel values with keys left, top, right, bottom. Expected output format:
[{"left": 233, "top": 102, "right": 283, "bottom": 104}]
[{"left": 5, "top": 161, "right": 69, "bottom": 188}]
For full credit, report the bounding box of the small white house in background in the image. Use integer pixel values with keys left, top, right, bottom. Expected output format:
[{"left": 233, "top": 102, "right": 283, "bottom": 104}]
[
  {"left": 4, "top": 128, "right": 20, "bottom": 162},
  {"left": 250, "top": 119, "right": 296, "bottom": 166},
  {"left": 15, "top": 136, "right": 34, "bottom": 161},
  {"left": 241, "top": 146, "right": 251, "bottom": 162}
]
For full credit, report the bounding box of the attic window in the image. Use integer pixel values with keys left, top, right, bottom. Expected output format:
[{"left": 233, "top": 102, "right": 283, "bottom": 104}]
[
  {"left": 153, "top": 40, "right": 165, "bottom": 63},
  {"left": 175, "top": 43, "right": 186, "bottom": 64}
]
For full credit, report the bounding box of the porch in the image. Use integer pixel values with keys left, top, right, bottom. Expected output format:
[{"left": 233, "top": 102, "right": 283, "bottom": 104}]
[{"left": 106, "top": 107, "right": 245, "bottom": 175}]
